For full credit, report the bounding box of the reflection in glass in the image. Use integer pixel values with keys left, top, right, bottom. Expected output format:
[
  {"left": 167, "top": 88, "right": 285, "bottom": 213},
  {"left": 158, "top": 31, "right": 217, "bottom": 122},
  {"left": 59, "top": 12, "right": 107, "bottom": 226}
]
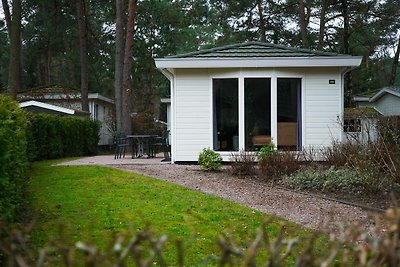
[
  {"left": 244, "top": 78, "right": 271, "bottom": 150},
  {"left": 277, "top": 78, "right": 301, "bottom": 150},
  {"left": 213, "top": 78, "right": 239, "bottom": 151}
]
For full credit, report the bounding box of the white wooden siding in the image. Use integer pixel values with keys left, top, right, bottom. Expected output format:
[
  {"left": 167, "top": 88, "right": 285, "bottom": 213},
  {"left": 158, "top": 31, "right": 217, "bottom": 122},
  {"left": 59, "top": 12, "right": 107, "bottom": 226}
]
[
  {"left": 174, "top": 69, "right": 211, "bottom": 161},
  {"left": 303, "top": 69, "right": 342, "bottom": 147},
  {"left": 173, "top": 68, "right": 343, "bottom": 161}
]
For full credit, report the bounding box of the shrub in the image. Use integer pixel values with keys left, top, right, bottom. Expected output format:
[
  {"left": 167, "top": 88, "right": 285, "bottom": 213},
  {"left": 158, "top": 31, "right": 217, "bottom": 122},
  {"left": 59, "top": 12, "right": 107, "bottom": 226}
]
[
  {"left": 198, "top": 148, "right": 222, "bottom": 171},
  {"left": 0, "top": 95, "right": 28, "bottom": 222},
  {"left": 26, "top": 114, "right": 100, "bottom": 161},
  {"left": 229, "top": 150, "right": 257, "bottom": 176},
  {"left": 283, "top": 165, "right": 383, "bottom": 193},
  {"left": 257, "top": 142, "right": 276, "bottom": 161},
  {"left": 322, "top": 139, "right": 399, "bottom": 185},
  {"left": 258, "top": 151, "right": 300, "bottom": 182}
]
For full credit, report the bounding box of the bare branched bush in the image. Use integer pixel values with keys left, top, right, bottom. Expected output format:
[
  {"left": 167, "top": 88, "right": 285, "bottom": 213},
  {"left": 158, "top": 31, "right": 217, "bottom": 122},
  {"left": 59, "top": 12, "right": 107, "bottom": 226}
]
[
  {"left": 229, "top": 150, "right": 257, "bottom": 176},
  {"left": 258, "top": 151, "right": 301, "bottom": 182}
]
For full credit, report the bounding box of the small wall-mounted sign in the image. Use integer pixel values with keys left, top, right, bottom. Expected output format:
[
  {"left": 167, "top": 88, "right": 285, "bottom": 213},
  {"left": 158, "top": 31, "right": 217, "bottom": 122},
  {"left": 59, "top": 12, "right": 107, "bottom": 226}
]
[{"left": 329, "top": 80, "right": 336, "bottom": 84}]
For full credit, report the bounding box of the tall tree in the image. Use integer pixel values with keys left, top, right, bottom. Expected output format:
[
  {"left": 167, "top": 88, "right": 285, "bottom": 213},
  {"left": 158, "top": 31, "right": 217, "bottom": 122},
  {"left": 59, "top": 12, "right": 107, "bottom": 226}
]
[
  {"left": 390, "top": 35, "right": 400, "bottom": 86},
  {"left": 121, "top": 0, "right": 137, "bottom": 134},
  {"left": 115, "top": 0, "right": 125, "bottom": 132},
  {"left": 7, "top": 0, "right": 22, "bottom": 98},
  {"left": 1, "top": 0, "right": 11, "bottom": 37},
  {"left": 298, "top": 0, "right": 307, "bottom": 47},
  {"left": 257, "top": 0, "right": 266, "bottom": 42},
  {"left": 318, "top": 0, "right": 328, "bottom": 50},
  {"left": 76, "top": 0, "right": 89, "bottom": 111}
]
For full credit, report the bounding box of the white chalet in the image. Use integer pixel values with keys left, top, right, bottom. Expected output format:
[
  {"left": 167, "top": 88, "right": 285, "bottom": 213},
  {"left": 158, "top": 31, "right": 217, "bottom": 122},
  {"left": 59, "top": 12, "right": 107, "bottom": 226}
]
[{"left": 155, "top": 42, "right": 362, "bottom": 162}]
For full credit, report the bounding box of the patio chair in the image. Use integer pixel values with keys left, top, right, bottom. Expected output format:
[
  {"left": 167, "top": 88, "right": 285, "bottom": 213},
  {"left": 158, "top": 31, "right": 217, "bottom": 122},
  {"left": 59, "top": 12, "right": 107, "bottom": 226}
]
[
  {"left": 114, "top": 132, "right": 130, "bottom": 159},
  {"left": 151, "top": 130, "right": 170, "bottom": 161}
]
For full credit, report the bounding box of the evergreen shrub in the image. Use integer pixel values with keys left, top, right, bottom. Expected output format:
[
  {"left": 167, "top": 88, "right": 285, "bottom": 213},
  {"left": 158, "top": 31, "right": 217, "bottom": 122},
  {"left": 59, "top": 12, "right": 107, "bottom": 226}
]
[
  {"left": 198, "top": 148, "right": 222, "bottom": 171},
  {"left": 283, "top": 165, "right": 382, "bottom": 193},
  {"left": 0, "top": 95, "right": 28, "bottom": 221},
  {"left": 27, "top": 114, "right": 100, "bottom": 161}
]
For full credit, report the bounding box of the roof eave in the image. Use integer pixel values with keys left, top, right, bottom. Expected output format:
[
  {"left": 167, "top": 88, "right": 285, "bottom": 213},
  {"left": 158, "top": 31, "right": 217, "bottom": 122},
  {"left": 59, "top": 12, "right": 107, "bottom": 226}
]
[
  {"left": 353, "top": 96, "right": 370, "bottom": 102},
  {"left": 19, "top": 100, "right": 75, "bottom": 115},
  {"left": 155, "top": 56, "right": 362, "bottom": 69}
]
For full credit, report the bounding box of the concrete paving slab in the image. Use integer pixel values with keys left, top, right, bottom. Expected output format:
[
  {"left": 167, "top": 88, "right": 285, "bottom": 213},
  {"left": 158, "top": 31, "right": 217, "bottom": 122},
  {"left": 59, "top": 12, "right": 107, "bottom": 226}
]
[{"left": 56, "top": 154, "right": 170, "bottom": 166}]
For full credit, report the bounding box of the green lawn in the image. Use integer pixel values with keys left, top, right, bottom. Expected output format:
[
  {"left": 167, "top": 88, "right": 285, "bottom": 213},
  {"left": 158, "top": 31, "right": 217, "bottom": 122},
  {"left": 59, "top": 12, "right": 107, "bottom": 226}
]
[{"left": 28, "top": 160, "right": 320, "bottom": 265}]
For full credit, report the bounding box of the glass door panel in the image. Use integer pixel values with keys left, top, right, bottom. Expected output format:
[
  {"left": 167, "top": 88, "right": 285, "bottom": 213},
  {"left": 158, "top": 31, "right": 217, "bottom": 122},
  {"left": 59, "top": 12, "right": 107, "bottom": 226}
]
[
  {"left": 213, "top": 78, "right": 239, "bottom": 151},
  {"left": 277, "top": 78, "right": 301, "bottom": 150},
  {"left": 244, "top": 78, "right": 271, "bottom": 150}
]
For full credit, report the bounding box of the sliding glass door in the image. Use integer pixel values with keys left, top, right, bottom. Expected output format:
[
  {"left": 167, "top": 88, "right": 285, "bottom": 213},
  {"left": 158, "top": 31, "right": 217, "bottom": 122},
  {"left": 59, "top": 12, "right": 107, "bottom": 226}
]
[
  {"left": 212, "top": 77, "right": 301, "bottom": 152},
  {"left": 213, "top": 78, "right": 239, "bottom": 151},
  {"left": 244, "top": 78, "right": 271, "bottom": 150},
  {"left": 277, "top": 78, "right": 302, "bottom": 150}
]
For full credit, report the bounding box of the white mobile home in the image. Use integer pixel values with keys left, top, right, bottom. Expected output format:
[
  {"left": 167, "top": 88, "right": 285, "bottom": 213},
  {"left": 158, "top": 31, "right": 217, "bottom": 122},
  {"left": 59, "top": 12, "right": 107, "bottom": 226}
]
[{"left": 155, "top": 42, "right": 362, "bottom": 162}]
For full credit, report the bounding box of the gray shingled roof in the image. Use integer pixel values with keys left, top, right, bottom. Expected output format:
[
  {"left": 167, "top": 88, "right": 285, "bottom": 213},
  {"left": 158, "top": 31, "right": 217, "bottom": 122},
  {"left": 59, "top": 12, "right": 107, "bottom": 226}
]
[{"left": 166, "top": 41, "right": 345, "bottom": 59}]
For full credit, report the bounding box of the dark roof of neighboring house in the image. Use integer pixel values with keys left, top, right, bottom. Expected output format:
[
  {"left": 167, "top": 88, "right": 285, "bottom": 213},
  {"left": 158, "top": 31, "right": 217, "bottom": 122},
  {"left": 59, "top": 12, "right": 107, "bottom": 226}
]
[
  {"left": 344, "top": 107, "right": 381, "bottom": 118},
  {"left": 166, "top": 41, "right": 348, "bottom": 59},
  {"left": 19, "top": 84, "right": 80, "bottom": 95},
  {"left": 17, "top": 84, "right": 114, "bottom": 104},
  {"left": 354, "top": 86, "right": 400, "bottom": 102}
]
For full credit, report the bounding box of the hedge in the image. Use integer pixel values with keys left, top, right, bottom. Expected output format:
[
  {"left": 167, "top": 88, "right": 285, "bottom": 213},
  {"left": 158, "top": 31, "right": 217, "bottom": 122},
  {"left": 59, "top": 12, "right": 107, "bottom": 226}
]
[
  {"left": 0, "top": 95, "right": 28, "bottom": 222},
  {"left": 27, "top": 114, "right": 100, "bottom": 161}
]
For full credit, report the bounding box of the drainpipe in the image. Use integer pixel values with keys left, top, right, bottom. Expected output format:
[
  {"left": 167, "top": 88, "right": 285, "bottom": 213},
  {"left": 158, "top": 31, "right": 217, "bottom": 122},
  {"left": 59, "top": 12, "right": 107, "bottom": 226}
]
[{"left": 159, "top": 68, "right": 175, "bottom": 163}]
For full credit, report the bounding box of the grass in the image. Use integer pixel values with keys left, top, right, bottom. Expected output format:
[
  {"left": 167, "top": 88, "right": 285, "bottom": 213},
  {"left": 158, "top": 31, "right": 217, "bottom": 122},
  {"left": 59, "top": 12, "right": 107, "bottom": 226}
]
[{"left": 28, "top": 159, "right": 321, "bottom": 265}]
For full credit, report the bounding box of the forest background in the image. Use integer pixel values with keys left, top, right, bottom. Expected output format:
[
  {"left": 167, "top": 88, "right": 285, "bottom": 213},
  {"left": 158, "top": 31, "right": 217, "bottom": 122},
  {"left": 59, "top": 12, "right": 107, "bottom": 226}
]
[{"left": 1, "top": 0, "right": 400, "bottom": 132}]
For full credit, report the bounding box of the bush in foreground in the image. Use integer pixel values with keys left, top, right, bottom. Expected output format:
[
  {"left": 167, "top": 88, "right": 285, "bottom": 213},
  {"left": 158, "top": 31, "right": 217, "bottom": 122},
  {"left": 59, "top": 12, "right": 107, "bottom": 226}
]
[
  {"left": 0, "top": 95, "right": 28, "bottom": 222},
  {"left": 2, "top": 207, "right": 400, "bottom": 266},
  {"left": 198, "top": 148, "right": 222, "bottom": 171}
]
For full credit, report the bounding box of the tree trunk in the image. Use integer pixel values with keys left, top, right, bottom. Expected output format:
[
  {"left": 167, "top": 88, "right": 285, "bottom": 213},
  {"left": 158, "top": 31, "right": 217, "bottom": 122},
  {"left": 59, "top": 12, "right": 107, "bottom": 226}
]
[
  {"left": 76, "top": 0, "right": 89, "bottom": 112},
  {"left": 390, "top": 35, "right": 400, "bottom": 86},
  {"left": 298, "top": 0, "right": 307, "bottom": 47},
  {"left": 114, "top": 0, "right": 125, "bottom": 133},
  {"left": 257, "top": 0, "right": 266, "bottom": 42},
  {"left": 318, "top": 0, "right": 328, "bottom": 50},
  {"left": 340, "top": 0, "right": 351, "bottom": 106},
  {"left": 1, "top": 0, "right": 11, "bottom": 37},
  {"left": 341, "top": 0, "right": 349, "bottom": 54},
  {"left": 8, "top": 0, "right": 21, "bottom": 99},
  {"left": 121, "top": 0, "right": 137, "bottom": 134}
]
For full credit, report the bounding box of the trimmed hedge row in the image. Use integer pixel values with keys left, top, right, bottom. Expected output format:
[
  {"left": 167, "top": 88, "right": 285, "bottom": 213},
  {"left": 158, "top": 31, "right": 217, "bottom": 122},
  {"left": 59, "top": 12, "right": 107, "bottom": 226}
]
[
  {"left": 0, "top": 95, "right": 28, "bottom": 222},
  {"left": 27, "top": 114, "right": 100, "bottom": 161},
  {"left": 0, "top": 96, "right": 100, "bottom": 221}
]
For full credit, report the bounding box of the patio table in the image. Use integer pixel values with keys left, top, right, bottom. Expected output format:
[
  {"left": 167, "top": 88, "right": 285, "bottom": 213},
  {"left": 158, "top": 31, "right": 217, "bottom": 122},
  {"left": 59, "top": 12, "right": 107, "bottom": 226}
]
[{"left": 127, "top": 134, "right": 158, "bottom": 158}]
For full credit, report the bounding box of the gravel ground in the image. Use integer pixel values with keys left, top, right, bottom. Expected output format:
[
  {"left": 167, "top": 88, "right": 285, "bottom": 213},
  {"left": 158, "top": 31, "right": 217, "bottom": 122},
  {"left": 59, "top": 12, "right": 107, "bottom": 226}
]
[
  {"left": 58, "top": 156, "right": 380, "bottom": 233},
  {"left": 114, "top": 163, "right": 379, "bottom": 233}
]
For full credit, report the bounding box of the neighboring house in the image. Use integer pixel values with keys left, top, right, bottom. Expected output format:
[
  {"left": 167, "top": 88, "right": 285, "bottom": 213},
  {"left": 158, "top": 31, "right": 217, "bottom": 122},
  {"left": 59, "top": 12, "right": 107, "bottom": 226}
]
[
  {"left": 18, "top": 84, "right": 115, "bottom": 146},
  {"left": 353, "top": 86, "right": 400, "bottom": 116},
  {"left": 155, "top": 42, "right": 362, "bottom": 162},
  {"left": 342, "top": 107, "right": 380, "bottom": 143}
]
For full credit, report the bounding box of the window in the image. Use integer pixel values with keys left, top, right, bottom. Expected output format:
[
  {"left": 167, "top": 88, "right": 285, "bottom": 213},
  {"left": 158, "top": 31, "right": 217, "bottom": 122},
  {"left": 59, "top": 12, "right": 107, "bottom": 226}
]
[
  {"left": 93, "top": 104, "right": 99, "bottom": 120},
  {"left": 213, "top": 78, "right": 238, "bottom": 151},
  {"left": 244, "top": 78, "right": 271, "bottom": 150},
  {"left": 277, "top": 78, "right": 302, "bottom": 150},
  {"left": 344, "top": 118, "right": 361, "bottom": 133}
]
